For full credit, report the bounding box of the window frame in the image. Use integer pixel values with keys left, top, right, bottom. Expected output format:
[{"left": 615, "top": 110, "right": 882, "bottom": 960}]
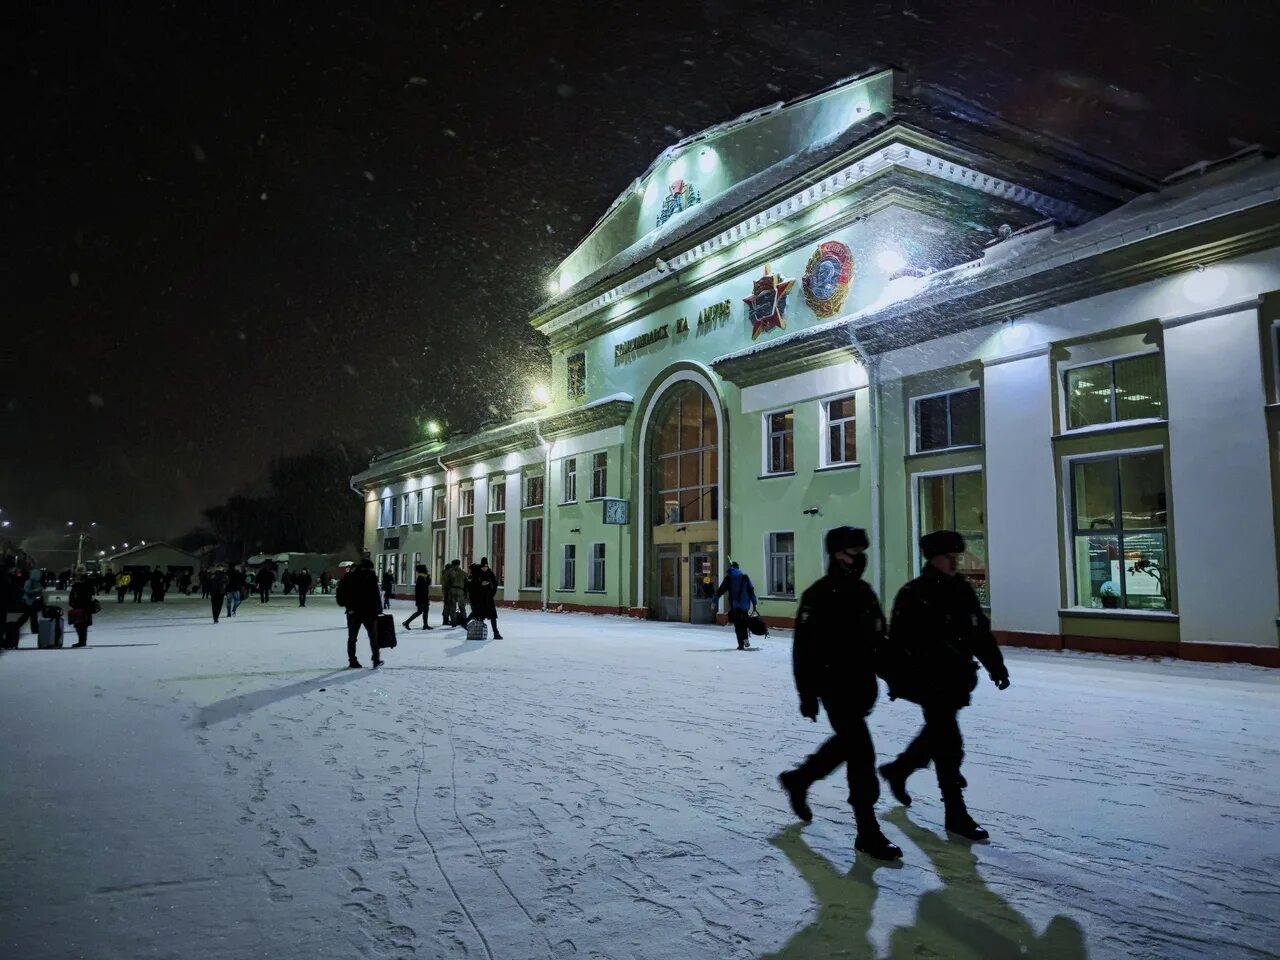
[
  {"left": 489, "top": 477, "right": 506, "bottom": 514},
  {"left": 1060, "top": 349, "right": 1165, "bottom": 433},
  {"left": 587, "top": 542, "right": 606, "bottom": 592},
  {"left": 523, "top": 516, "right": 544, "bottom": 589},
  {"left": 567, "top": 352, "right": 587, "bottom": 399},
  {"left": 414, "top": 490, "right": 424, "bottom": 524},
  {"left": 432, "top": 488, "right": 446, "bottom": 522},
  {"left": 377, "top": 497, "right": 389, "bottom": 530},
  {"left": 489, "top": 521, "right": 506, "bottom": 587},
  {"left": 761, "top": 407, "right": 796, "bottom": 476},
  {"left": 764, "top": 530, "right": 797, "bottom": 599},
  {"left": 590, "top": 451, "right": 608, "bottom": 500},
  {"left": 819, "top": 392, "right": 857, "bottom": 467},
  {"left": 560, "top": 543, "right": 576, "bottom": 591},
  {"left": 561, "top": 457, "right": 578, "bottom": 505},
  {"left": 524, "top": 473, "right": 545, "bottom": 509},
  {"left": 400, "top": 493, "right": 411, "bottom": 527},
  {"left": 911, "top": 386, "right": 983, "bottom": 454},
  {"left": 432, "top": 529, "right": 446, "bottom": 584},
  {"left": 911, "top": 464, "right": 988, "bottom": 606},
  {"left": 390, "top": 495, "right": 402, "bottom": 527},
  {"left": 413, "top": 551, "right": 422, "bottom": 577},
  {"left": 458, "top": 482, "right": 475, "bottom": 518}
]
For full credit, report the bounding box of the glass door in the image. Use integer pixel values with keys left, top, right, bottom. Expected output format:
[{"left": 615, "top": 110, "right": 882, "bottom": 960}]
[
  {"left": 656, "top": 546, "right": 682, "bottom": 621},
  {"left": 689, "top": 544, "right": 718, "bottom": 624}
]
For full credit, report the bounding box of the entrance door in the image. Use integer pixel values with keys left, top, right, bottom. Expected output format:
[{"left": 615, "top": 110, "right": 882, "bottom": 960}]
[
  {"left": 689, "top": 545, "right": 719, "bottom": 624},
  {"left": 656, "top": 546, "right": 682, "bottom": 621}
]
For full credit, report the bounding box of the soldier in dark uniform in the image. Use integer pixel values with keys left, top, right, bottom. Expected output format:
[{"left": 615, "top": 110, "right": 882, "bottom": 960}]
[
  {"left": 778, "top": 526, "right": 902, "bottom": 861},
  {"left": 879, "top": 529, "right": 1010, "bottom": 841}
]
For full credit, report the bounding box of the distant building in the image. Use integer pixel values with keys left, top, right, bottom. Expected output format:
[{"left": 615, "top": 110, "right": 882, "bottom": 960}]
[
  {"left": 353, "top": 68, "right": 1280, "bottom": 665},
  {"left": 102, "top": 542, "right": 202, "bottom": 576}
]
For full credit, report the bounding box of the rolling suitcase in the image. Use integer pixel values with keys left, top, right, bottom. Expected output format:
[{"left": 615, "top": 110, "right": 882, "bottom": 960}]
[
  {"left": 376, "top": 613, "right": 397, "bottom": 650},
  {"left": 37, "top": 615, "right": 63, "bottom": 649}
]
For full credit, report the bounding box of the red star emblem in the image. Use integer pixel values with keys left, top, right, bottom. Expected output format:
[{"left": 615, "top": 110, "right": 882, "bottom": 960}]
[{"left": 743, "top": 264, "right": 795, "bottom": 341}]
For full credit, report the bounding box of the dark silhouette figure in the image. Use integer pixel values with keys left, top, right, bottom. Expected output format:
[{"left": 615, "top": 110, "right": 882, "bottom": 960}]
[
  {"left": 68, "top": 570, "right": 94, "bottom": 647},
  {"left": 464, "top": 561, "right": 503, "bottom": 639},
  {"left": 338, "top": 558, "right": 382, "bottom": 668},
  {"left": 209, "top": 567, "right": 228, "bottom": 623},
  {"left": 381, "top": 568, "right": 395, "bottom": 610},
  {"left": 403, "top": 565, "right": 434, "bottom": 630},
  {"left": 295, "top": 568, "right": 312, "bottom": 606}
]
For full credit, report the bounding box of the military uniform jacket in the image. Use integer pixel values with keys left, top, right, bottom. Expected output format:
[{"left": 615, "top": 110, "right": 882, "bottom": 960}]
[
  {"left": 792, "top": 570, "right": 887, "bottom": 714},
  {"left": 885, "top": 565, "right": 1007, "bottom": 707}
]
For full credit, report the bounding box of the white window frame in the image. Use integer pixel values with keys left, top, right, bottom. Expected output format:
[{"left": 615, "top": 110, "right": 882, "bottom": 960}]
[
  {"left": 400, "top": 493, "right": 410, "bottom": 527},
  {"left": 523, "top": 517, "right": 544, "bottom": 589},
  {"left": 560, "top": 543, "right": 576, "bottom": 591},
  {"left": 460, "top": 524, "right": 474, "bottom": 569},
  {"left": 390, "top": 495, "right": 401, "bottom": 527},
  {"left": 1058, "top": 348, "right": 1165, "bottom": 435},
  {"left": 489, "top": 521, "right": 506, "bottom": 587},
  {"left": 414, "top": 490, "right": 424, "bottom": 524},
  {"left": 459, "top": 483, "right": 475, "bottom": 518},
  {"left": 489, "top": 477, "right": 506, "bottom": 514},
  {"left": 590, "top": 451, "right": 608, "bottom": 500},
  {"left": 432, "top": 529, "right": 446, "bottom": 583},
  {"left": 432, "top": 488, "right": 446, "bottom": 521},
  {"left": 398, "top": 552, "right": 409, "bottom": 585},
  {"left": 378, "top": 497, "right": 391, "bottom": 529},
  {"left": 819, "top": 392, "right": 857, "bottom": 467},
  {"left": 561, "top": 457, "right": 578, "bottom": 504},
  {"left": 910, "top": 386, "right": 983, "bottom": 454},
  {"left": 761, "top": 407, "right": 795, "bottom": 476},
  {"left": 763, "top": 530, "right": 796, "bottom": 599},
  {"left": 587, "top": 542, "right": 606, "bottom": 592},
  {"left": 413, "top": 551, "right": 422, "bottom": 577},
  {"left": 525, "top": 474, "right": 545, "bottom": 508}
]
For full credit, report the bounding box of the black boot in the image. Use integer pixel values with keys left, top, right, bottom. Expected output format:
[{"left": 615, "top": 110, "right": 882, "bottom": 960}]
[
  {"left": 778, "top": 770, "right": 813, "bottom": 823},
  {"left": 878, "top": 761, "right": 913, "bottom": 807},
  {"left": 942, "top": 786, "right": 989, "bottom": 841},
  {"left": 852, "top": 804, "right": 902, "bottom": 861}
]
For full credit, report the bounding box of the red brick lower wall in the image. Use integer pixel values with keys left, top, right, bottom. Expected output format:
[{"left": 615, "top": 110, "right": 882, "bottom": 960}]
[{"left": 994, "top": 630, "right": 1280, "bottom": 668}]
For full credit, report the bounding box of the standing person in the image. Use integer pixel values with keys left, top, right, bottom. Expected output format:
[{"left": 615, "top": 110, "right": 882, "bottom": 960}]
[
  {"left": 226, "top": 564, "right": 245, "bottom": 617},
  {"left": 380, "top": 566, "right": 395, "bottom": 610},
  {"left": 68, "top": 568, "right": 95, "bottom": 647},
  {"left": 403, "top": 564, "right": 434, "bottom": 630},
  {"left": 150, "top": 567, "right": 165, "bottom": 602},
  {"left": 777, "top": 526, "right": 901, "bottom": 861},
  {"left": 878, "top": 530, "right": 1011, "bottom": 842},
  {"left": 200, "top": 569, "right": 210, "bottom": 599},
  {"left": 282, "top": 569, "right": 295, "bottom": 596},
  {"left": 464, "top": 563, "right": 503, "bottom": 639},
  {"left": 209, "top": 566, "right": 229, "bottom": 623},
  {"left": 258, "top": 565, "right": 275, "bottom": 603},
  {"left": 714, "top": 561, "right": 759, "bottom": 650},
  {"left": 319, "top": 571, "right": 332, "bottom": 595},
  {"left": 15, "top": 567, "right": 45, "bottom": 635},
  {"left": 296, "top": 568, "right": 312, "bottom": 607},
  {"left": 337, "top": 557, "right": 382, "bottom": 668},
  {"left": 179, "top": 571, "right": 192, "bottom": 595},
  {"left": 131, "top": 570, "right": 145, "bottom": 603},
  {"left": 441, "top": 559, "right": 465, "bottom": 626},
  {"left": 478, "top": 557, "right": 501, "bottom": 634},
  {"left": 116, "top": 571, "right": 131, "bottom": 603}
]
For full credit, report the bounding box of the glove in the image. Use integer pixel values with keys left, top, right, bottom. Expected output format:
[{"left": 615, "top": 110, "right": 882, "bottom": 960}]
[
  {"left": 799, "top": 698, "right": 819, "bottom": 722},
  {"left": 992, "top": 674, "right": 1011, "bottom": 691}
]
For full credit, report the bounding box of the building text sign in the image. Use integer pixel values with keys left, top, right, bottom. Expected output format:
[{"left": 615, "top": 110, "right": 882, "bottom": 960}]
[{"left": 612, "top": 299, "right": 733, "bottom": 364}]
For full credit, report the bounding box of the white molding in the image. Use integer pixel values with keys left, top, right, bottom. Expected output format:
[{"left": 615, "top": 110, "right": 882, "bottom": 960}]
[
  {"left": 1159, "top": 296, "right": 1261, "bottom": 331},
  {"left": 816, "top": 390, "right": 858, "bottom": 469}
]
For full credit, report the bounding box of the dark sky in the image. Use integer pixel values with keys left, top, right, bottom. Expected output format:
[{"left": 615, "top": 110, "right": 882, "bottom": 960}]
[{"left": 4, "top": 0, "right": 1276, "bottom": 547}]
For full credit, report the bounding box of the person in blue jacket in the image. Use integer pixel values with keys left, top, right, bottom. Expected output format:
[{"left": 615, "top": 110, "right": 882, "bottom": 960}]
[{"left": 714, "top": 561, "right": 759, "bottom": 650}]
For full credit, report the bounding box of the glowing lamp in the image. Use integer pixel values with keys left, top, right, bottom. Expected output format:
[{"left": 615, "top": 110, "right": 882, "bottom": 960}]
[
  {"left": 532, "top": 383, "right": 551, "bottom": 406},
  {"left": 876, "top": 248, "right": 906, "bottom": 273}
]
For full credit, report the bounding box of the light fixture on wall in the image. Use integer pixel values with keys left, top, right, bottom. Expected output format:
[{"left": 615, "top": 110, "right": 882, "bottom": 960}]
[
  {"left": 802, "top": 506, "right": 821, "bottom": 516},
  {"left": 569, "top": 528, "right": 581, "bottom": 534}
]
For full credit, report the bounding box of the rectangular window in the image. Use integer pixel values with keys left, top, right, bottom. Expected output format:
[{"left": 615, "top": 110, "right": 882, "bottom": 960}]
[
  {"left": 917, "top": 470, "right": 988, "bottom": 605},
  {"left": 391, "top": 495, "right": 401, "bottom": 527},
  {"left": 767, "top": 532, "right": 796, "bottom": 597},
  {"left": 824, "top": 395, "right": 857, "bottom": 465},
  {"left": 525, "top": 474, "right": 545, "bottom": 508},
  {"left": 567, "top": 352, "right": 586, "bottom": 399},
  {"left": 459, "top": 483, "right": 475, "bottom": 518},
  {"left": 400, "top": 494, "right": 410, "bottom": 526},
  {"left": 560, "top": 544, "right": 576, "bottom": 590},
  {"left": 379, "top": 498, "right": 391, "bottom": 529},
  {"left": 591, "top": 451, "right": 608, "bottom": 499},
  {"left": 414, "top": 491, "right": 424, "bottom": 524},
  {"left": 914, "top": 387, "right": 981, "bottom": 452},
  {"left": 561, "top": 458, "right": 577, "bottom": 503},
  {"left": 524, "top": 517, "right": 543, "bottom": 588},
  {"left": 489, "top": 522, "right": 506, "bottom": 587},
  {"left": 432, "top": 529, "right": 446, "bottom": 584},
  {"left": 413, "top": 551, "right": 422, "bottom": 577},
  {"left": 1066, "top": 354, "right": 1163, "bottom": 430},
  {"left": 765, "top": 410, "right": 795, "bottom": 474},
  {"left": 460, "top": 525, "right": 474, "bottom": 569},
  {"left": 432, "top": 489, "right": 446, "bottom": 521},
  {"left": 386, "top": 552, "right": 398, "bottom": 579},
  {"left": 1070, "top": 451, "right": 1170, "bottom": 611},
  {"left": 398, "top": 552, "right": 409, "bottom": 585},
  {"left": 489, "top": 478, "right": 506, "bottom": 513},
  {"left": 589, "top": 542, "right": 606, "bottom": 592}
]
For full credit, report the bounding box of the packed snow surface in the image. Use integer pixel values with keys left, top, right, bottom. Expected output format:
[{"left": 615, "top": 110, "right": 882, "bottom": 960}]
[{"left": 1, "top": 596, "right": 1277, "bottom": 959}]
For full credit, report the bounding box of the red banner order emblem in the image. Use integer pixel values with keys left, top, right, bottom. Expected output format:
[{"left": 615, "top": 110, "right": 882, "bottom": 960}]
[
  {"left": 743, "top": 264, "right": 795, "bottom": 341},
  {"left": 802, "top": 240, "right": 854, "bottom": 318}
]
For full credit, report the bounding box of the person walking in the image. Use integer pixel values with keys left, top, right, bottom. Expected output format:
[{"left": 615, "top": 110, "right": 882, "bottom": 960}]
[
  {"left": 337, "top": 557, "right": 382, "bottom": 668},
  {"left": 131, "top": 570, "right": 145, "bottom": 603},
  {"left": 296, "top": 568, "right": 312, "bottom": 607},
  {"left": 149, "top": 567, "right": 165, "bottom": 602},
  {"left": 403, "top": 564, "right": 434, "bottom": 630},
  {"left": 226, "top": 564, "right": 245, "bottom": 617},
  {"left": 464, "top": 562, "right": 503, "bottom": 639},
  {"left": 878, "top": 530, "right": 1011, "bottom": 842},
  {"left": 714, "top": 561, "right": 759, "bottom": 650},
  {"left": 258, "top": 565, "right": 275, "bottom": 603},
  {"left": 381, "top": 566, "right": 395, "bottom": 610},
  {"left": 777, "top": 526, "right": 901, "bottom": 861},
  {"left": 116, "top": 571, "right": 131, "bottom": 603},
  {"left": 199, "top": 569, "right": 210, "bottom": 599},
  {"left": 319, "top": 571, "right": 332, "bottom": 595},
  {"left": 282, "top": 569, "right": 295, "bottom": 596},
  {"left": 68, "top": 568, "right": 95, "bottom": 647},
  {"left": 15, "top": 567, "right": 45, "bottom": 636},
  {"left": 210, "top": 566, "right": 228, "bottom": 623}
]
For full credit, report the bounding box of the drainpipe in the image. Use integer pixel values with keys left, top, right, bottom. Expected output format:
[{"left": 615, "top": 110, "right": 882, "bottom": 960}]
[
  {"left": 436, "top": 455, "right": 450, "bottom": 565},
  {"left": 534, "top": 423, "right": 552, "bottom": 612},
  {"left": 845, "top": 326, "right": 882, "bottom": 597}
]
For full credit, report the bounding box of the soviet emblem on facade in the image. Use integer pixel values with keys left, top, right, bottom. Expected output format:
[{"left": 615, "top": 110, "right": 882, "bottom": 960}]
[
  {"left": 655, "top": 179, "right": 701, "bottom": 228},
  {"left": 743, "top": 264, "right": 795, "bottom": 341},
  {"left": 802, "top": 240, "right": 854, "bottom": 318}
]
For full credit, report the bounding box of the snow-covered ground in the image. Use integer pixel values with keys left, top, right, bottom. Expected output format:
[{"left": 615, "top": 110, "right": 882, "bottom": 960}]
[{"left": 1, "top": 595, "right": 1277, "bottom": 960}]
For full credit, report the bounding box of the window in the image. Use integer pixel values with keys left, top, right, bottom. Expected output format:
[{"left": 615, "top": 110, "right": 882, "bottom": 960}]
[
  {"left": 432, "top": 529, "right": 446, "bottom": 583},
  {"left": 1066, "top": 355, "right": 1163, "bottom": 430},
  {"left": 460, "top": 525, "right": 474, "bottom": 569},
  {"left": 824, "top": 395, "right": 856, "bottom": 465},
  {"left": 561, "top": 458, "right": 577, "bottom": 503},
  {"left": 390, "top": 495, "right": 401, "bottom": 527},
  {"left": 591, "top": 452, "right": 608, "bottom": 499},
  {"left": 386, "top": 552, "right": 398, "bottom": 578},
  {"left": 413, "top": 551, "right": 422, "bottom": 577},
  {"left": 567, "top": 352, "right": 586, "bottom": 399},
  {"left": 765, "top": 410, "right": 795, "bottom": 474},
  {"left": 432, "top": 489, "right": 446, "bottom": 521},
  {"left": 400, "top": 494, "right": 410, "bottom": 526},
  {"left": 490, "top": 522, "right": 506, "bottom": 587},
  {"left": 914, "top": 387, "right": 981, "bottom": 452},
  {"left": 414, "top": 490, "right": 424, "bottom": 524},
  {"left": 489, "top": 478, "right": 506, "bottom": 513},
  {"left": 524, "top": 517, "right": 543, "bottom": 588},
  {"left": 459, "top": 483, "right": 474, "bottom": 518},
  {"left": 525, "top": 474, "right": 545, "bottom": 508},
  {"left": 589, "top": 543, "right": 606, "bottom": 592},
  {"left": 653, "top": 382, "right": 718, "bottom": 525},
  {"left": 917, "top": 470, "right": 988, "bottom": 605},
  {"left": 375, "top": 553, "right": 382, "bottom": 574},
  {"left": 398, "top": 552, "right": 409, "bottom": 585},
  {"left": 560, "top": 544, "right": 576, "bottom": 590},
  {"left": 379, "top": 498, "right": 392, "bottom": 529},
  {"left": 767, "top": 532, "right": 796, "bottom": 597},
  {"left": 1070, "top": 451, "right": 1169, "bottom": 611}
]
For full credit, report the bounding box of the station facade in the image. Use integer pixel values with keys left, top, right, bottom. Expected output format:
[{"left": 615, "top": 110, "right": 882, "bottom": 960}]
[{"left": 353, "top": 68, "right": 1280, "bottom": 664}]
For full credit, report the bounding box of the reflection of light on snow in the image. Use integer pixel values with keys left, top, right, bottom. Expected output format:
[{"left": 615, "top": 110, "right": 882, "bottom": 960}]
[
  {"left": 697, "top": 148, "right": 717, "bottom": 174},
  {"left": 876, "top": 247, "right": 906, "bottom": 273},
  {"left": 1180, "top": 265, "right": 1229, "bottom": 306},
  {"left": 547, "top": 277, "right": 560, "bottom": 295}
]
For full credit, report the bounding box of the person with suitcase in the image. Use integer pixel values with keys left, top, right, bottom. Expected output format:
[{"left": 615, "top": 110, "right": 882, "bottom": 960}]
[
  {"left": 715, "top": 561, "right": 759, "bottom": 650},
  {"left": 68, "top": 568, "right": 95, "bottom": 647},
  {"left": 337, "top": 557, "right": 382, "bottom": 668},
  {"left": 403, "top": 564, "right": 434, "bottom": 630}
]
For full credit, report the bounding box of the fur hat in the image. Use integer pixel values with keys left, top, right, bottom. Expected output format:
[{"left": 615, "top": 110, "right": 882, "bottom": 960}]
[
  {"left": 825, "top": 526, "right": 870, "bottom": 554},
  {"left": 920, "top": 529, "right": 965, "bottom": 559}
]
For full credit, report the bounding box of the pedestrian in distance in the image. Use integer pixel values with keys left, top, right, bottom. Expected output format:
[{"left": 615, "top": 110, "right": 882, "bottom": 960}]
[
  {"left": 337, "top": 557, "right": 382, "bottom": 668},
  {"left": 210, "top": 566, "right": 228, "bottom": 623},
  {"left": 149, "top": 567, "right": 166, "bottom": 602},
  {"left": 116, "top": 571, "right": 131, "bottom": 603},
  {"left": 131, "top": 571, "right": 145, "bottom": 603},
  {"left": 381, "top": 566, "right": 395, "bottom": 610},
  {"left": 68, "top": 567, "right": 95, "bottom": 647},
  {"left": 258, "top": 565, "right": 275, "bottom": 603},
  {"left": 296, "top": 568, "right": 312, "bottom": 607},
  {"left": 441, "top": 559, "right": 466, "bottom": 626},
  {"left": 878, "top": 530, "right": 1011, "bottom": 842},
  {"left": 403, "top": 564, "right": 434, "bottom": 630},
  {"left": 226, "top": 564, "right": 245, "bottom": 617},
  {"left": 714, "top": 561, "right": 759, "bottom": 650},
  {"left": 319, "top": 571, "right": 332, "bottom": 595},
  {"left": 778, "top": 526, "right": 902, "bottom": 861},
  {"left": 15, "top": 567, "right": 45, "bottom": 636},
  {"left": 199, "top": 569, "right": 210, "bottom": 599},
  {"left": 464, "top": 562, "right": 503, "bottom": 639}
]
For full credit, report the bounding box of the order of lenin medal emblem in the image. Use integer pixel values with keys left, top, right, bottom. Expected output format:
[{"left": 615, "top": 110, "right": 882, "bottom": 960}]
[
  {"left": 743, "top": 264, "right": 795, "bottom": 341},
  {"left": 802, "top": 240, "right": 854, "bottom": 318}
]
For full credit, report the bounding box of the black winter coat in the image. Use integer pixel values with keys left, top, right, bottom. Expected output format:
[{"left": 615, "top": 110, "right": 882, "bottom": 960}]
[
  {"left": 340, "top": 568, "right": 383, "bottom": 618},
  {"left": 413, "top": 573, "right": 432, "bottom": 606},
  {"left": 466, "top": 576, "right": 497, "bottom": 619},
  {"left": 792, "top": 567, "right": 887, "bottom": 716},
  {"left": 884, "top": 565, "right": 1008, "bottom": 707}
]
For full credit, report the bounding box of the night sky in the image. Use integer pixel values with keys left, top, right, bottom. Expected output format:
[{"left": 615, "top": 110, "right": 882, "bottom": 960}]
[{"left": 5, "top": 0, "right": 1276, "bottom": 547}]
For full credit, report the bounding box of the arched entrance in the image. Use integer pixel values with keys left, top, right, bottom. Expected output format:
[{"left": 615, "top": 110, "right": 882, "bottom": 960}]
[{"left": 639, "top": 374, "right": 724, "bottom": 622}]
